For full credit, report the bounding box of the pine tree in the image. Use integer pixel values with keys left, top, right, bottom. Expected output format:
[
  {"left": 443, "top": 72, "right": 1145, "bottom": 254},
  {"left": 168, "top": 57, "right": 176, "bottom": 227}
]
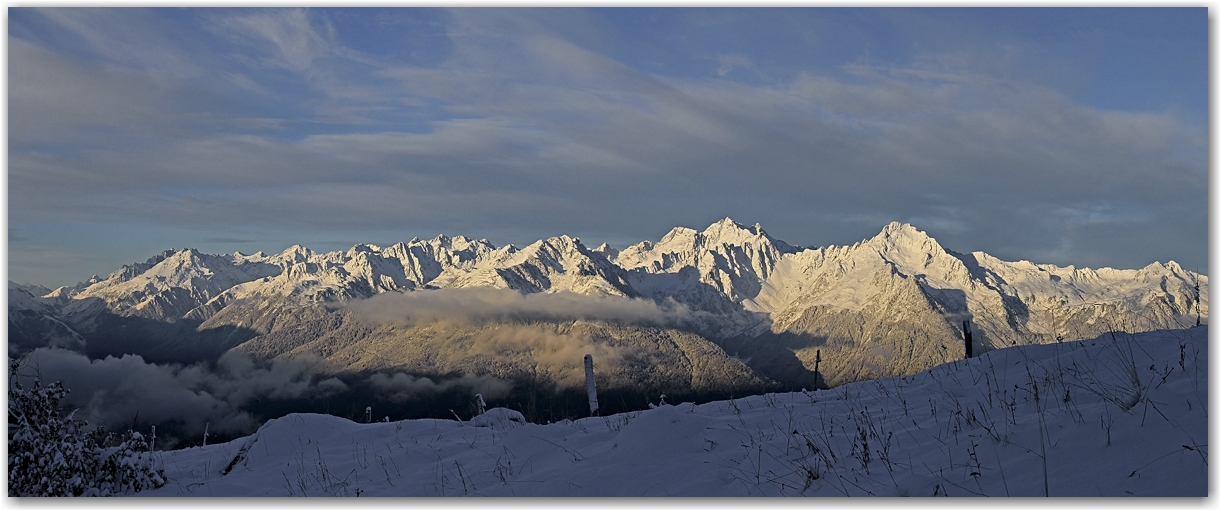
[{"left": 8, "top": 360, "right": 165, "bottom": 496}]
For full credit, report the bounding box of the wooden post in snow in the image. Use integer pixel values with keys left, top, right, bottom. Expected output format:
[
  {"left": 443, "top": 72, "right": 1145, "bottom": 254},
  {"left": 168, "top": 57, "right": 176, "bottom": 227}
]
[
  {"left": 1196, "top": 274, "right": 1202, "bottom": 327},
  {"left": 813, "top": 349, "right": 822, "bottom": 391},
  {"left": 584, "top": 354, "right": 599, "bottom": 416},
  {"left": 963, "top": 320, "right": 973, "bottom": 359}
]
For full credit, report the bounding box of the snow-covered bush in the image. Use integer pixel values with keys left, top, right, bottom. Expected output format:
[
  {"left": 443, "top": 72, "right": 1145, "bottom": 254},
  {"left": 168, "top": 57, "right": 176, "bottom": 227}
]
[
  {"left": 469, "top": 408, "right": 526, "bottom": 429},
  {"left": 8, "top": 360, "right": 165, "bottom": 496},
  {"left": 91, "top": 429, "right": 165, "bottom": 496}
]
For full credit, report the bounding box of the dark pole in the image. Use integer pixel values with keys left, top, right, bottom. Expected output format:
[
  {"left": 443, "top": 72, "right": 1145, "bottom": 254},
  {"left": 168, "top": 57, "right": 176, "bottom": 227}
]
[
  {"left": 813, "top": 349, "right": 822, "bottom": 390},
  {"left": 1196, "top": 274, "right": 1201, "bottom": 327},
  {"left": 584, "top": 354, "right": 599, "bottom": 416},
  {"left": 963, "top": 321, "right": 973, "bottom": 359}
]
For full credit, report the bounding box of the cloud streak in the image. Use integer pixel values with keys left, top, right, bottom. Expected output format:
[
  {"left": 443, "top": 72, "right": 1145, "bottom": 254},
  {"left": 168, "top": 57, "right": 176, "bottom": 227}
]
[
  {"left": 347, "top": 288, "right": 691, "bottom": 327},
  {"left": 367, "top": 372, "right": 510, "bottom": 403}
]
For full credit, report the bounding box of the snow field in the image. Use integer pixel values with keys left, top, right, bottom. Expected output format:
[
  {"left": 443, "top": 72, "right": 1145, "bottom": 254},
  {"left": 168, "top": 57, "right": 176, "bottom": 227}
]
[{"left": 140, "top": 326, "right": 1207, "bottom": 497}]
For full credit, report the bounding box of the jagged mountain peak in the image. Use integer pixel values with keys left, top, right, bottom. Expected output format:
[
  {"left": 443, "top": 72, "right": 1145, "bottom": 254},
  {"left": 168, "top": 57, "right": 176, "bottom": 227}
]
[
  {"left": 512, "top": 235, "right": 589, "bottom": 263},
  {"left": 151, "top": 247, "right": 208, "bottom": 265},
  {"left": 10, "top": 281, "right": 53, "bottom": 297},
  {"left": 874, "top": 221, "right": 932, "bottom": 243},
  {"left": 273, "top": 244, "right": 313, "bottom": 264},
  {"left": 143, "top": 248, "right": 181, "bottom": 266},
  {"left": 659, "top": 226, "right": 698, "bottom": 243},
  {"left": 702, "top": 217, "right": 759, "bottom": 240},
  {"left": 711, "top": 216, "right": 747, "bottom": 229},
  {"left": 412, "top": 233, "right": 494, "bottom": 253},
  {"left": 437, "top": 233, "right": 634, "bottom": 297},
  {"left": 168, "top": 247, "right": 211, "bottom": 263},
  {"left": 702, "top": 217, "right": 751, "bottom": 241},
  {"left": 635, "top": 218, "right": 793, "bottom": 260},
  {"left": 346, "top": 243, "right": 382, "bottom": 257},
  {"left": 593, "top": 243, "right": 619, "bottom": 260},
  {"left": 1141, "top": 260, "right": 1180, "bottom": 274},
  {"left": 705, "top": 216, "right": 764, "bottom": 234},
  {"left": 421, "top": 233, "right": 459, "bottom": 246},
  {"left": 863, "top": 222, "right": 950, "bottom": 262},
  {"left": 103, "top": 248, "right": 192, "bottom": 284},
  {"left": 547, "top": 234, "right": 583, "bottom": 248},
  {"left": 700, "top": 217, "right": 796, "bottom": 255}
]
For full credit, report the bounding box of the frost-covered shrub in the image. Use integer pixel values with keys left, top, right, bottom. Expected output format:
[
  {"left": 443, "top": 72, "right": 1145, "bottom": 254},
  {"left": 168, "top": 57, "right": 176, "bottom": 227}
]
[
  {"left": 8, "top": 361, "right": 165, "bottom": 497},
  {"left": 8, "top": 370, "right": 92, "bottom": 496},
  {"left": 91, "top": 430, "right": 165, "bottom": 496},
  {"left": 469, "top": 408, "right": 526, "bottom": 429}
]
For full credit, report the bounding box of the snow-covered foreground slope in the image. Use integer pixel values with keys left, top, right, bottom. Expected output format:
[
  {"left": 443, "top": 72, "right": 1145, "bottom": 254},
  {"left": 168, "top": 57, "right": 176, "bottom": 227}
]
[{"left": 140, "top": 326, "right": 1207, "bottom": 497}]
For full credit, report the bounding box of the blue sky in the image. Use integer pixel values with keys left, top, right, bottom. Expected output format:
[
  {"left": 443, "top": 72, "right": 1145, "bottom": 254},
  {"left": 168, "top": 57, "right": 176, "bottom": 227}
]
[{"left": 7, "top": 8, "right": 1208, "bottom": 287}]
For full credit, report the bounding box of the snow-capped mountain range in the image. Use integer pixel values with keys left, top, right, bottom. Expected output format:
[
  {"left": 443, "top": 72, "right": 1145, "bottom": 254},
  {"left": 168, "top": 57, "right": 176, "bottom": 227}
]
[{"left": 9, "top": 218, "right": 1207, "bottom": 388}]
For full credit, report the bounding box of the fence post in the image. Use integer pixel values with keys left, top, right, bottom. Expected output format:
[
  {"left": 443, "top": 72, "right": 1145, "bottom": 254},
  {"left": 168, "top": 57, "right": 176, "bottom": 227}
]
[
  {"left": 963, "top": 320, "right": 973, "bottom": 359},
  {"left": 584, "top": 354, "right": 599, "bottom": 416},
  {"left": 813, "top": 349, "right": 822, "bottom": 390}
]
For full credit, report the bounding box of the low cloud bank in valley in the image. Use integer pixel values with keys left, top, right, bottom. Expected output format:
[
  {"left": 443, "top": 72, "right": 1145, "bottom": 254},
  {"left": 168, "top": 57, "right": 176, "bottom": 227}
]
[
  {"left": 458, "top": 322, "right": 636, "bottom": 389},
  {"left": 367, "top": 373, "right": 511, "bottom": 403},
  {"left": 12, "top": 348, "right": 510, "bottom": 439},
  {"left": 345, "top": 288, "right": 691, "bottom": 327},
  {"left": 345, "top": 288, "right": 690, "bottom": 389},
  {"left": 10, "top": 290, "right": 705, "bottom": 443},
  {"left": 14, "top": 349, "right": 346, "bottom": 436}
]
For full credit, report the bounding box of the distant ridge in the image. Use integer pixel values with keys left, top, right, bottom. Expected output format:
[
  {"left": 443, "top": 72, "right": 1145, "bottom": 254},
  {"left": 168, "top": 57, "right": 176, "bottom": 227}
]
[{"left": 10, "top": 218, "right": 1207, "bottom": 388}]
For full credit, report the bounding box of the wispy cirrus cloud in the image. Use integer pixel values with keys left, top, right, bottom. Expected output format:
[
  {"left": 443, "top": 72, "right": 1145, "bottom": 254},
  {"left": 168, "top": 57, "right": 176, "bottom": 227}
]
[{"left": 7, "top": 8, "right": 1207, "bottom": 288}]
